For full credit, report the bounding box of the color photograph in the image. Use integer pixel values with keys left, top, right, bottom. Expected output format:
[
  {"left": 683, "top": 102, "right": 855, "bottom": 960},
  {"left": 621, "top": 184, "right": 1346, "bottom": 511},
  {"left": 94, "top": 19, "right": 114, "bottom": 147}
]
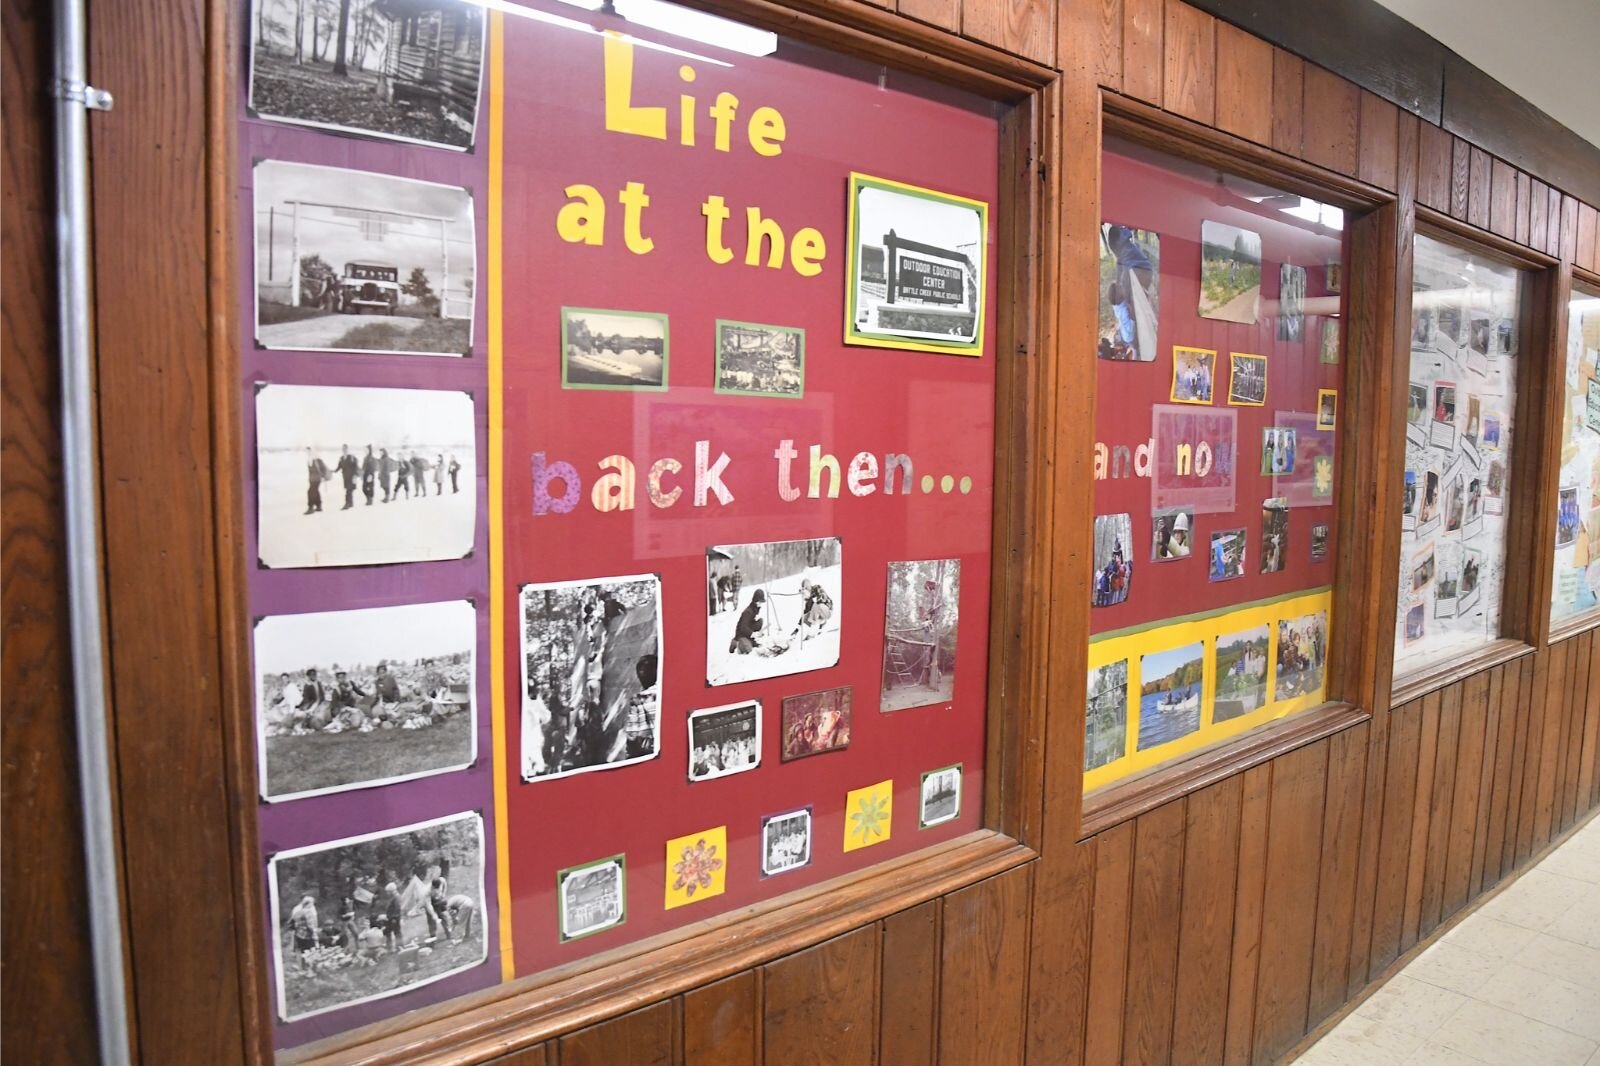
[
  {"left": 561, "top": 308, "right": 669, "bottom": 391},
  {"left": 1091, "top": 514, "right": 1134, "bottom": 606},
  {"left": 1097, "top": 223, "right": 1160, "bottom": 361},
  {"left": 254, "top": 383, "right": 476, "bottom": 569},
  {"left": 1171, "top": 346, "right": 1217, "bottom": 404},
  {"left": 254, "top": 599, "right": 475, "bottom": 802},
  {"left": 1209, "top": 528, "right": 1247, "bottom": 581},
  {"left": 519, "top": 574, "right": 661, "bottom": 782},
  {"left": 1260, "top": 497, "right": 1289, "bottom": 574},
  {"left": 707, "top": 538, "right": 841, "bottom": 686},
  {"left": 1198, "top": 220, "right": 1262, "bottom": 324},
  {"left": 1085, "top": 658, "right": 1129, "bottom": 771},
  {"left": 1137, "top": 642, "right": 1204, "bottom": 751},
  {"left": 714, "top": 320, "right": 803, "bottom": 398},
  {"left": 1261, "top": 426, "right": 1297, "bottom": 475},
  {"left": 1228, "top": 352, "right": 1267, "bottom": 406},
  {"left": 268, "top": 811, "right": 486, "bottom": 1022},
  {"left": 880, "top": 559, "right": 960, "bottom": 712},
  {"left": 1275, "top": 612, "right": 1328, "bottom": 699},
  {"left": 780, "top": 685, "right": 851, "bottom": 761},
  {"left": 254, "top": 160, "right": 475, "bottom": 355},
  {"left": 557, "top": 856, "right": 624, "bottom": 942},
  {"left": 1317, "top": 389, "right": 1338, "bottom": 431},
  {"left": 248, "top": 0, "right": 483, "bottom": 149},
  {"left": 1320, "top": 318, "right": 1340, "bottom": 364},
  {"left": 687, "top": 701, "right": 761, "bottom": 783},
  {"left": 761, "top": 809, "right": 812, "bottom": 877},
  {"left": 848, "top": 173, "right": 987, "bottom": 353},
  {"left": 1152, "top": 507, "right": 1194, "bottom": 561},
  {"left": 919, "top": 764, "right": 962, "bottom": 828},
  {"left": 1278, "top": 263, "right": 1307, "bottom": 341},
  {"left": 1214, "top": 625, "right": 1269, "bottom": 723}
]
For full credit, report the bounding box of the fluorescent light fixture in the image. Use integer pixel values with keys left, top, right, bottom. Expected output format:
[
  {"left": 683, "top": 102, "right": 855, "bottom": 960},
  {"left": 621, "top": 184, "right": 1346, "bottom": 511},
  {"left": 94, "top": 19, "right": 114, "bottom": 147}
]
[
  {"left": 538, "top": 0, "right": 776, "bottom": 56},
  {"left": 479, "top": 0, "right": 739, "bottom": 66},
  {"left": 1279, "top": 197, "right": 1344, "bottom": 231}
]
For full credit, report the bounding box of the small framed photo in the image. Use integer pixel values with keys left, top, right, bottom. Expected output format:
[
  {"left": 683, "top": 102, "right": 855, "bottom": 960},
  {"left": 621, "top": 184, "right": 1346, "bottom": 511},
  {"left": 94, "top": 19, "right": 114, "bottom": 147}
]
[
  {"left": 687, "top": 700, "right": 762, "bottom": 782},
  {"left": 1320, "top": 318, "right": 1340, "bottom": 364},
  {"left": 708, "top": 538, "right": 841, "bottom": 686},
  {"left": 1278, "top": 263, "right": 1307, "bottom": 342},
  {"left": 919, "top": 764, "right": 963, "bottom": 828},
  {"left": 1227, "top": 352, "right": 1267, "bottom": 407},
  {"left": 1316, "top": 389, "right": 1338, "bottom": 431},
  {"left": 1261, "top": 426, "right": 1297, "bottom": 475},
  {"left": 1404, "top": 602, "right": 1427, "bottom": 644},
  {"left": 1326, "top": 259, "right": 1342, "bottom": 295},
  {"left": 714, "top": 320, "right": 804, "bottom": 398},
  {"left": 781, "top": 685, "right": 851, "bottom": 761},
  {"left": 1091, "top": 513, "right": 1134, "bottom": 606},
  {"left": 1152, "top": 507, "right": 1195, "bottom": 562},
  {"left": 1209, "top": 528, "right": 1246, "bottom": 582},
  {"left": 1171, "top": 346, "right": 1217, "bottom": 405},
  {"left": 760, "top": 808, "right": 813, "bottom": 877},
  {"left": 1311, "top": 523, "right": 1330, "bottom": 561},
  {"left": 556, "top": 854, "right": 625, "bottom": 942},
  {"left": 560, "top": 307, "right": 669, "bottom": 391}
]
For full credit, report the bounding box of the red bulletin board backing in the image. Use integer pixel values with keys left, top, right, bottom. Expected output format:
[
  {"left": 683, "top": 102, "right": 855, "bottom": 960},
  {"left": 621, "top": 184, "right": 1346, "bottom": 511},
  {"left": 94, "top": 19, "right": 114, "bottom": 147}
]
[
  {"left": 1092, "top": 140, "right": 1347, "bottom": 635},
  {"left": 495, "top": 6, "right": 1000, "bottom": 977}
]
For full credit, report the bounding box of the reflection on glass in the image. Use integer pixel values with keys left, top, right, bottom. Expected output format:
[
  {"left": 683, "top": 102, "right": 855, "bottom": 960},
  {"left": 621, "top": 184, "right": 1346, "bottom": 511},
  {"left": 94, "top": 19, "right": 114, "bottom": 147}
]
[{"left": 1550, "top": 285, "right": 1600, "bottom": 628}]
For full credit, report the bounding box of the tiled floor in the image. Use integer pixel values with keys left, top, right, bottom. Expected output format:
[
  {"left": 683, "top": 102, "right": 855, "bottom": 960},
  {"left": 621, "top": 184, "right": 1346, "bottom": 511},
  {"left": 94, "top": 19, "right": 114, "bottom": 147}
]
[{"left": 1292, "top": 813, "right": 1600, "bottom": 1066}]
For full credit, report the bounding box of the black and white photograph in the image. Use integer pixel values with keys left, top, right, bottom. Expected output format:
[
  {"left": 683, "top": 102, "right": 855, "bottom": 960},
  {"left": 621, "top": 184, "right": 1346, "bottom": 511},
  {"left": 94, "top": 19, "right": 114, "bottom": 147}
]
[
  {"left": 248, "top": 0, "right": 483, "bottom": 150},
  {"left": 255, "top": 383, "right": 476, "bottom": 568},
  {"left": 760, "top": 808, "right": 812, "bottom": 876},
  {"left": 848, "top": 174, "right": 987, "bottom": 352},
  {"left": 254, "top": 160, "right": 475, "bottom": 356},
  {"left": 1198, "top": 220, "right": 1262, "bottom": 324},
  {"left": 557, "top": 855, "right": 625, "bottom": 942},
  {"left": 1152, "top": 507, "right": 1194, "bottom": 561},
  {"left": 687, "top": 700, "right": 762, "bottom": 782},
  {"left": 1408, "top": 383, "right": 1429, "bottom": 425},
  {"left": 707, "top": 538, "right": 841, "bottom": 686},
  {"left": 561, "top": 308, "right": 669, "bottom": 391},
  {"left": 1228, "top": 352, "right": 1267, "bottom": 406},
  {"left": 1097, "top": 223, "right": 1161, "bottom": 361},
  {"left": 1311, "top": 523, "right": 1330, "bottom": 561},
  {"left": 881, "top": 559, "right": 960, "bottom": 712},
  {"left": 268, "top": 811, "right": 486, "bottom": 1022},
  {"left": 1085, "top": 659, "right": 1129, "bottom": 771},
  {"left": 714, "top": 320, "right": 804, "bottom": 398},
  {"left": 919, "top": 764, "right": 963, "bottom": 828},
  {"left": 1278, "top": 263, "right": 1307, "bottom": 341},
  {"left": 1275, "top": 611, "right": 1328, "bottom": 700},
  {"left": 254, "top": 599, "right": 475, "bottom": 802},
  {"left": 519, "top": 574, "right": 661, "bottom": 782},
  {"left": 1091, "top": 513, "right": 1134, "bottom": 606}
]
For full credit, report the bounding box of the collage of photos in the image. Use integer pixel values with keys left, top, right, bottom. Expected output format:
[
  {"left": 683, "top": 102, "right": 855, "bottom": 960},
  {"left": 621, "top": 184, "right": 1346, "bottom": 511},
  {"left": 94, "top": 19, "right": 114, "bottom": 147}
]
[
  {"left": 1551, "top": 290, "right": 1600, "bottom": 625},
  {"left": 1396, "top": 235, "right": 1520, "bottom": 669}
]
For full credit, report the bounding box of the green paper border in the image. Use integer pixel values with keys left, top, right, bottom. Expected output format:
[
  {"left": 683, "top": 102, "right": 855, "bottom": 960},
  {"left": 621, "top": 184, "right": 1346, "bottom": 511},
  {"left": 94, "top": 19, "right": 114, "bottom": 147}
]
[{"left": 712, "top": 319, "right": 806, "bottom": 399}]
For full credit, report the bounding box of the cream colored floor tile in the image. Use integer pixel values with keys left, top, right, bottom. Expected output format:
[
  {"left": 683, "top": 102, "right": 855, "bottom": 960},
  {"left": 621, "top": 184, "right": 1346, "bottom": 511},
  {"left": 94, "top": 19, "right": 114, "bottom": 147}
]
[
  {"left": 1354, "top": 974, "right": 1470, "bottom": 1041},
  {"left": 1405, "top": 940, "right": 1501, "bottom": 997},
  {"left": 1546, "top": 892, "right": 1600, "bottom": 950},
  {"left": 1475, "top": 960, "right": 1600, "bottom": 1043},
  {"left": 1476, "top": 868, "right": 1589, "bottom": 931},
  {"left": 1510, "top": 933, "right": 1600, "bottom": 994},
  {"left": 1433, "top": 1001, "right": 1597, "bottom": 1066},
  {"left": 1439, "top": 915, "right": 1538, "bottom": 967},
  {"left": 1296, "top": 1027, "right": 1417, "bottom": 1066},
  {"left": 1400, "top": 1042, "right": 1492, "bottom": 1066},
  {"left": 1540, "top": 840, "right": 1600, "bottom": 884}
]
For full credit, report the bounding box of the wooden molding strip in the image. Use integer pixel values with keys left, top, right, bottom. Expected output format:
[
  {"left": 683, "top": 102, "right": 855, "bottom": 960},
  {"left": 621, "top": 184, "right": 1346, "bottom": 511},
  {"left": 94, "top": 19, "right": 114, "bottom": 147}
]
[
  {"left": 1416, "top": 206, "right": 1560, "bottom": 271},
  {"left": 1391, "top": 638, "right": 1536, "bottom": 708}
]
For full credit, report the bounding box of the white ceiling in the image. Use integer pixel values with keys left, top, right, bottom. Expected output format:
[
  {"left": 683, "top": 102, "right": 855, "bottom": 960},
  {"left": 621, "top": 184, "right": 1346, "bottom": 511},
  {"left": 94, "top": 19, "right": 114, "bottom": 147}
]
[{"left": 1369, "top": 0, "right": 1600, "bottom": 149}]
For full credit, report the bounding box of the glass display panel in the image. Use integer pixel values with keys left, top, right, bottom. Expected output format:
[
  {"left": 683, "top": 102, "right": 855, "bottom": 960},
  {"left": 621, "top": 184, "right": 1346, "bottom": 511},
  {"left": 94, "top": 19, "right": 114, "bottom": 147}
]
[
  {"left": 240, "top": 0, "right": 1001, "bottom": 1054},
  {"left": 1085, "top": 138, "right": 1345, "bottom": 794},
  {"left": 1552, "top": 283, "right": 1600, "bottom": 628},
  {"left": 1393, "top": 234, "right": 1526, "bottom": 678}
]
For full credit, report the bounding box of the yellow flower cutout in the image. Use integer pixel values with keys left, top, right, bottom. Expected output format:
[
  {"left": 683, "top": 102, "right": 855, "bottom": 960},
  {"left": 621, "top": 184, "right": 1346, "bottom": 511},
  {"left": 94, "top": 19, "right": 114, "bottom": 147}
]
[{"left": 843, "top": 779, "right": 893, "bottom": 853}]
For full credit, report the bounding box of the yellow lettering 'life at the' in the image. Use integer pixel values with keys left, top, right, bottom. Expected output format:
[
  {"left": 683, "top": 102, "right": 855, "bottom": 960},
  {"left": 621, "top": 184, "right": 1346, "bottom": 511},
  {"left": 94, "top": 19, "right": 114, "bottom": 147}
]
[{"left": 603, "top": 33, "right": 786, "bottom": 157}]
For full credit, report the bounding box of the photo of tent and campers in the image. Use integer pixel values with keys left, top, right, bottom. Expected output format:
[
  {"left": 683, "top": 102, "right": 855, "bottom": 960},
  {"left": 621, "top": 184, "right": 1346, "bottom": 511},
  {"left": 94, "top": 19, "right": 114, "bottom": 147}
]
[
  {"left": 849, "top": 174, "right": 987, "bottom": 350},
  {"left": 780, "top": 685, "right": 852, "bottom": 761},
  {"left": 1085, "top": 658, "right": 1129, "bottom": 771},
  {"left": 556, "top": 855, "right": 624, "bottom": 942},
  {"left": 254, "top": 160, "right": 475, "bottom": 355},
  {"left": 1278, "top": 263, "right": 1307, "bottom": 341},
  {"left": 1274, "top": 611, "right": 1328, "bottom": 701},
  {"left": 255, "top": 383, "right": 476, "bottom": 568},
  {"left": 880, "top": 559, "right": 960, "bottom": 712},
  {"left": 1137, "top": 642, "right": 1204, "bottom": 751},
  {"left": 687, "top": 700, "right": 762, "bottom": 783},
  {"left": 1097, "top": 223, "right": 1160, "bottom": 361},
  {"left": 519, "top": 574, "right": 661, "bottom": 782},
  {"left": 761, "top": 808, "right": 812, "bottom": 876},
  {"left": 1213, "top": 625, "right": 1269, "bottom": 724},
  {"left": 560, "top": 308, "right": 669, "bottom": 390},
  {"left": 1198, "top": 220, "right": 1262, "bottom": 324},
  {"left": 248, "top": 0, "right": 484, "bottom": 150},
  {"left": 1091, "top": 513, "right": 1133, "bottom": 607},
  {"left": 268, "top": 811, "right": 486, "bottom": 1022},
  {"left": 715, "top": 320, "right": 804, "bottom": 398},
  {"left": 254, "top": 599, "right": 475, "bottom": 802},
  {"left": 707, "top": 538, "right": 841, "bottom": 686},
  {"left": 919, "top": 764, "right": 962, "bottom": 828}
]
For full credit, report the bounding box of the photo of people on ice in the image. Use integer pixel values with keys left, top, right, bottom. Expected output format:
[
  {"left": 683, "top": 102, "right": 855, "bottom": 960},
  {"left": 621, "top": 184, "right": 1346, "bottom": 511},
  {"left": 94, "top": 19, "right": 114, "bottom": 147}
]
[{"left": 706, "top": 538, "right": 841, "bottom": 686}]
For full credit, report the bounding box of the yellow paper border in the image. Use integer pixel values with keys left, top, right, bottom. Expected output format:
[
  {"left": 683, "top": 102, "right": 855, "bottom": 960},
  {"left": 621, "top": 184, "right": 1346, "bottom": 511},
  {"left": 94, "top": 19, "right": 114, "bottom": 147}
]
[
  {"left": 1317, "top": 388, "right": 1339, "bottom": 430},
  {"left": 843, "top": 172, "right": 988, "bottom": 357},
  {"left": 1083, "top": 589, "right": 1333, "bottom": 793},
  {"left": 1170, "top": 345, "right": 1218, "bottom": 404}
]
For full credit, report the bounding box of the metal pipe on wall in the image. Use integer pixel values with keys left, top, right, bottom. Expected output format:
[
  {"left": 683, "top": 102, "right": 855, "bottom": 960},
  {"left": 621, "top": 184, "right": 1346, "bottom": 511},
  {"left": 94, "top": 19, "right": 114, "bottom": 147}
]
[{"left": 52, "top": 0, "right": 132, "bottom": 1059}]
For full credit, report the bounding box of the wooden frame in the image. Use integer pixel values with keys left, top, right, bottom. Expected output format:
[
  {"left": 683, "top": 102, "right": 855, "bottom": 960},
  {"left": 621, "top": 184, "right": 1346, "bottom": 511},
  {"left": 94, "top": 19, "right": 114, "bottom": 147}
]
[
  {"left": 208, "top": 2, "right": 1063, "bottom": 1061},
  {"left": 1543, "top": 267, "right": 1600, "bottom": 645}
]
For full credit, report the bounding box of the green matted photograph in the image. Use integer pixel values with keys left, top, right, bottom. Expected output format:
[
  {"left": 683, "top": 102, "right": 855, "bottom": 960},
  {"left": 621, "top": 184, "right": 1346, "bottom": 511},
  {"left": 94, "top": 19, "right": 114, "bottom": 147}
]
[
  {"left": 556, "top": 853, "right": 626, "bottom": 943},
  {"left": 845, "top": 172, "right": 988, "bottom": 356},
  {"left": 713, "top": 320, "right": 805, "bottom": 398},
  {"left": 560, "top": 307, "right": 670, "bottom": 391}
]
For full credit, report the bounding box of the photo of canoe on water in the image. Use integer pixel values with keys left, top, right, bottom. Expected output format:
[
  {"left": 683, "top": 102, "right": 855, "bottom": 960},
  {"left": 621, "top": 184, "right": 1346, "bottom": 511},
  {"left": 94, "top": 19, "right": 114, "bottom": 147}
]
[{"left": 1137, "top": 642, "right": 1205, "bottom": 751}]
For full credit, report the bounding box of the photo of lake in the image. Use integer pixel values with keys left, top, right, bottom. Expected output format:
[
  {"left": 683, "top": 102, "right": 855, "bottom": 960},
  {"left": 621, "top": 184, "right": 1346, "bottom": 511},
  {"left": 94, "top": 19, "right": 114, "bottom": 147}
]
[{"left": 1137, "top": 642, "right": 1205, "bottom": 751}]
